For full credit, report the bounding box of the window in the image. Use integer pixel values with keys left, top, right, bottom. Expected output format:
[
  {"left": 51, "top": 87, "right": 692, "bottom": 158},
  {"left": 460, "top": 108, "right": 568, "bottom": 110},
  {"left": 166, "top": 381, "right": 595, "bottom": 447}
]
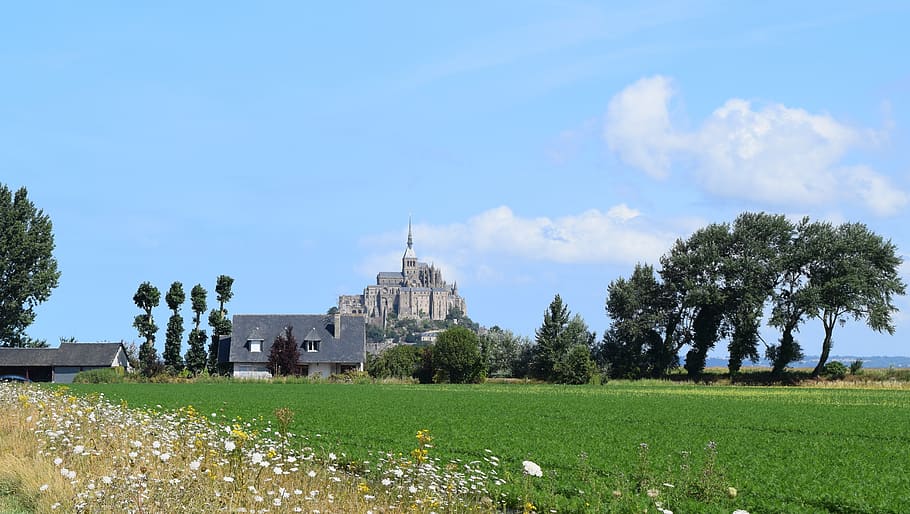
[
  {"left": 248, "top": 339, "right": 263, "bottom": 353},
  {"left": 305, "top": 340, "right": 320, "bottom": 352}
]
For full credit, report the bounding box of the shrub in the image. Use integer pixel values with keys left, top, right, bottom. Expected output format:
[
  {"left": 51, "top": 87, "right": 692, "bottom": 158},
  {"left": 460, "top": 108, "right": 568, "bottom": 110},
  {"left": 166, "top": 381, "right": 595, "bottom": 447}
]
[
  {"left": 553, "top": 344, "right": 597, "bottom": 384},
  {"left": 822, "top": 361, "right": 848, "bottom": 380},
  {"left": 72, "top": 367, "right": 125, "bottom": 384},
  {"left": 849, "top": 359, "right": 864, "bottom": 375}
]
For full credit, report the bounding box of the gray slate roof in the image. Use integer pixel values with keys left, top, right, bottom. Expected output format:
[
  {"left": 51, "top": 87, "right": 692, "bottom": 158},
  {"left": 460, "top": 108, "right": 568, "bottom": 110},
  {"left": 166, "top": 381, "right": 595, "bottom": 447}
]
[
  {"left": 228, "top": 314, "right": 365, "bottom": 365},
  {"left": 0, "top": 342, "right": 124, "bottom": 367}
]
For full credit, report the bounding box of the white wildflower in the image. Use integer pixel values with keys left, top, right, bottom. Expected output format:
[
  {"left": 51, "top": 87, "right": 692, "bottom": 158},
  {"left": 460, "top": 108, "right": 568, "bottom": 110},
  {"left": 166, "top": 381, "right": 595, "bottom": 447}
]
[
  {"left": 522, "top": 460, "right": 542, "bottom": 477},
  {"left": 224, "top": 440, "right": 236, "bottom": 452}
]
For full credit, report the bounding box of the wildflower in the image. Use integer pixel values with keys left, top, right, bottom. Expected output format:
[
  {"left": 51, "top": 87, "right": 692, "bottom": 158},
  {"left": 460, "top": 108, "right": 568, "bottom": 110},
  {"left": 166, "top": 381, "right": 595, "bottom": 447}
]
[
  {"left": 409, "top": 485, "right": 418, "bottom": 494},
  {"left": 732, "top": 511, "right": 750, "bottom": 514},
  {"left": 727, "top": 486, "right": 738, "bottom": 498},
  {"left": 307, "top": 470, "right": 316, "bottom": 478},
  {"left": 189, "top": 460, "right": 201, "bottom": 471},
  {"left": 328, "top": 452, "right": 337, "bottom": 460},
  {"left": 53, "top": 457, "right": 63, "bottom": 466},
  {"left": 273, "top": 466, "right": 283, "bottom": 475},
  {"left": 73, "top": 445, "right": 85, "bottom": 454},
  {"left": 522, "top": 460, "right": 543, "bottom": 477},
  {"left": 381, "top": 478, "right": 392, "bottom": 487},
  {"left": 647, "top": 488, "right": 660, "bottom": 498},
  {"left": 102, "top": 476, "right": 112, "bottom": 485},
  {"left": 251, "top": 452, "right": 263, "bottom": 464},
  {"left": 658, "top": 509, "right": 673, "bottom": 514},
  {"left": 224, "top": 441, "right": 236, "bottom": 452},
  {"left": 39, "top": 484, "right": 49, "bottom": 492},
  {"left": 223, "top": 476, "right": 235, "bottom": 483},
  {"left": 159, "top": 452, "right": 171, "bottom": 462}
]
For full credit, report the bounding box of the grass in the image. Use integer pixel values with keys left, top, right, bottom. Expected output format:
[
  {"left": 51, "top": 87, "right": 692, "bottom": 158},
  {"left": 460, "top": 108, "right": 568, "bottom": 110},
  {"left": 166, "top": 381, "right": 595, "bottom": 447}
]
[{"left": 61, "top": 381, "right": 910, "bottom": 513}]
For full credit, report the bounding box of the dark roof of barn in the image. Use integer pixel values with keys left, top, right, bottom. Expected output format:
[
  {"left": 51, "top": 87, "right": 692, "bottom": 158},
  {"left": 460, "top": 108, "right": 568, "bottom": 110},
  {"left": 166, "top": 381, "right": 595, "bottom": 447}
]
[
  {"left": 0, "top": 342, "right": 124, "bottom": 367},
  {"left": 228, "top": 314, "right": 365, "bottom": 364}
]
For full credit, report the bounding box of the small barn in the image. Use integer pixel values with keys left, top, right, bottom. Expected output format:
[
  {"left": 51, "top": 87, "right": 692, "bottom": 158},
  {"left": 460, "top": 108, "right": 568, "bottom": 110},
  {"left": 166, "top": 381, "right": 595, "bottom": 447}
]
[{"left": 0, "top": 342, "right": 131, "bottom": 383}]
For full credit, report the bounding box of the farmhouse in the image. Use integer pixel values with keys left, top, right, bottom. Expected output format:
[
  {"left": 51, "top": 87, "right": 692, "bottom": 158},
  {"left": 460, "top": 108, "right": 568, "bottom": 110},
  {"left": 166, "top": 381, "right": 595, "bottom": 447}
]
[
  {"left": 223, "top": 313, "right": 366, "bottom": 379},
  {"left": 0, "top": 342, "right": 131, "bottom": 383}
]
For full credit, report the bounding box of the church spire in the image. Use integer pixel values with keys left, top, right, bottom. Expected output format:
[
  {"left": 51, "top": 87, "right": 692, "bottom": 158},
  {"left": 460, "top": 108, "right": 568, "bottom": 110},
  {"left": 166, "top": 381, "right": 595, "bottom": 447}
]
[{"left": 407, "top": 214, "right": 413, "bottom": 249}]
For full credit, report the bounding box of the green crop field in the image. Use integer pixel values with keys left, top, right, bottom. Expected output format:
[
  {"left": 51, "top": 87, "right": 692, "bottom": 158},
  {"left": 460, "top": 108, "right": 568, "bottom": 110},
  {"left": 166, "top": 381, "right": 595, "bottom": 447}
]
[{"left": 65, "top": 382, "right": 910, "bottom": 513}]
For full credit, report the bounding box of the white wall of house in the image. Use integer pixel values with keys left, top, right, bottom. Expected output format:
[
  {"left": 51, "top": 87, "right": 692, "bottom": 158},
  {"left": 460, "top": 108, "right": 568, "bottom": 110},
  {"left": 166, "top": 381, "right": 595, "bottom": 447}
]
[
  {"left": 307, "top": 363, "right": 334, "bottom": 377},
  {"left": 232, "top": 363, "right": 272, "bottom": 379}
]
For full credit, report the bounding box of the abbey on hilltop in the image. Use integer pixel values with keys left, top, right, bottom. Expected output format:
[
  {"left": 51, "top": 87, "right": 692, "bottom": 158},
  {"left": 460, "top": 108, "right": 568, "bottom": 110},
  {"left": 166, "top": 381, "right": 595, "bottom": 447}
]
[{"left": 338, "top": 219, "right": 467, "bottom": 326}]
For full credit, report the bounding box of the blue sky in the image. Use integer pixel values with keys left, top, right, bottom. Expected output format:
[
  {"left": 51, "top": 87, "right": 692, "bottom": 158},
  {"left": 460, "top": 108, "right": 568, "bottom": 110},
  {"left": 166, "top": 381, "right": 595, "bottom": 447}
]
[{"left": 3, "top": 1, "right": 909, "bottom": 357}]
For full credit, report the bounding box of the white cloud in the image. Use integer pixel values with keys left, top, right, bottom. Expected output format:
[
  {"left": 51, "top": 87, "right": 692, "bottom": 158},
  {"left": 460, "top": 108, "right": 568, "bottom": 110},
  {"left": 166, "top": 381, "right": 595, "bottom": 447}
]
[
  {"left": 604, "top": 76, "right": 908, "bottom": 215},
  {"left": 356, "top": 206, "right": 678, "bottom": 285}
]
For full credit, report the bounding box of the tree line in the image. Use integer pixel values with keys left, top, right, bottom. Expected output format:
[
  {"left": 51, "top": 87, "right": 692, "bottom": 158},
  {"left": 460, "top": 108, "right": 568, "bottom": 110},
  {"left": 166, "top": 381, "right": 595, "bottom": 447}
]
[
  {"left": 369, "top": 212, "right": 905, "bottom": 383},
  {"left": 131, "top": 275, "right": 234, "bottom": 376}
]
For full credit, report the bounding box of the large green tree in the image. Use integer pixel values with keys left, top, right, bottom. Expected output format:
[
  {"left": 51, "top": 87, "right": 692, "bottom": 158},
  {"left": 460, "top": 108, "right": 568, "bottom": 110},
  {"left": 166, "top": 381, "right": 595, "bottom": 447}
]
[
  {"left": 480, "top": 326, "right": 531, "bottom": 378},
  {"left": 184, "top": 284, "right": 208, "bottom": 374},
  {"left": 163, "top": 281, "right": 185, "bottom": 372},
  {"left": 531, "top": 294, "right": 571, "bottom": 380},
  {"left": 724, "top": 213, "right": 794, "bottom": 373},
  {"left": 433, "top": 325, "right": 483, "bottom": 383},
  {"left": 807, "top": 222, "right": 906, "bottom": 376},
  {"left": 207, "top": 275, "right": 234, "bottom": 373},
  {"left": 368, "top": 344, "right": 423, "bottom": 379},
  {"left": 601, "top": 264, "right": 680, "bottom": 379},
  {"left": 0, "top": 184, "right": 61, "bottom": 347},
  {"left": 132, "top": 281, "right": 161, "bottom": 375}
]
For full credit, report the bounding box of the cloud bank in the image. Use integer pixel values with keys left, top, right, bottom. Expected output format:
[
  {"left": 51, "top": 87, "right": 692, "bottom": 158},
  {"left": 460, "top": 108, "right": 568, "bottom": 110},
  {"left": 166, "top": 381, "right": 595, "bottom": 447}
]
[
  {"left": 604, "top": 76, "right": 907, "bottom": 215},
  {"left": 358, "top": 206, "right": 678, "bottom": 283}
]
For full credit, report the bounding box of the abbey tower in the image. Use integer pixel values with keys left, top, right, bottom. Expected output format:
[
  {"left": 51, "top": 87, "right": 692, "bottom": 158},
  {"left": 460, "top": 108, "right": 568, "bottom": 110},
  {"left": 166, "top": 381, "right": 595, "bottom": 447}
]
[{"left": 338, "top": 219, "right": 467, "bottom": 326}]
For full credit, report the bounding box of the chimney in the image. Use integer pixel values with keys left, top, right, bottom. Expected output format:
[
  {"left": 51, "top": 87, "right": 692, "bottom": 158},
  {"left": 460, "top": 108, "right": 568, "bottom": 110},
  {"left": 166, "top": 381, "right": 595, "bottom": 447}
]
[{"left": 334, "top": 313, "right": 341, "bottom": 339}]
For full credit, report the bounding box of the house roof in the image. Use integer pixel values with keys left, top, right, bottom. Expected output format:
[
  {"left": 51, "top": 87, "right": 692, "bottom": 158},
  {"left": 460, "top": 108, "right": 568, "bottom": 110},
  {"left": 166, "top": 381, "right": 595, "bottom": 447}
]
[
  {"left": 0, "top": 342, "right": 125, "bottom": 367},
  {"left": 228, "top": 314, "right": 365, "bottom": 365},
  {"left": 55, "top": 343, "right": 125, "bottom": 366}
]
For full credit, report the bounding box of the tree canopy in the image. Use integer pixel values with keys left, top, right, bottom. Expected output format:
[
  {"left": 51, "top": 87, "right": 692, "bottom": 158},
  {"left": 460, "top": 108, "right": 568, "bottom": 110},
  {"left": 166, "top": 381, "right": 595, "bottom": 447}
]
[
  {"left": 602, "top": 212, "right": 906, "bottom": 379},
  {"left": 0, "top": 184, "right": 61, "bottom": 347}
]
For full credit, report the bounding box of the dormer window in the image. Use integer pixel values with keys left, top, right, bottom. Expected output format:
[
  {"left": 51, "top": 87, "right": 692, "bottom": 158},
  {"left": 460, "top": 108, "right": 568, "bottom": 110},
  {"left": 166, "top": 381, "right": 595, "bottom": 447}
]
[
  {"left": 303, "top": 327, "right": 321, "bottom": 352},
  {"left": 248, "top": 339, "right": 263, "bottom": 353}
]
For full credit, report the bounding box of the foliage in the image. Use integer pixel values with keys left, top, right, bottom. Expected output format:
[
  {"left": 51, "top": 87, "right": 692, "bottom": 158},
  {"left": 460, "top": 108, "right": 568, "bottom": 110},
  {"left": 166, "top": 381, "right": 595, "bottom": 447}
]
[
  {"left": 268, "top": 325, "right": 300, "bottom": 377},
  {"left": 366, "top": 313, "right": 481, "bottom": 345},
  {"left": 822, "top": 361, "right": 848, "bottom": 380},
  {"left": 552, "top": 344, "right": 597, "bottom": 384},
  {"left": 163, "top": 281, "right": 185, "bottom": 371},
  {"left": 480, "top": 327, "right": 531, "bottom": 378},
  {"left": 132, "top": 281, "right": 160, "bottom": 376},
  {"left": 603, "top": 212, "right": 905, "bottom": 379},
  {"left": 432, "top": 326, "right": 483, "bottom": 383},
  {"left": 807, "top": 222, "right": 906, "bottom": 376},
  {"left": 72, "top": 367, "right": 125, "bottom": 383},
  {"left": 207, "top": 275, "right": 234, "bottom": 374},
  {"left": 184, "top": 284, "right": 208, "bottom": 374},
  {"left": 530, "top": 295, "right": 570, "bottom": 380},
  {"left": 849, "top": 359, "right": 864, "bottom": 375},
  {"left": 600, "top": 264, "right": 679, "bottom": 379},
  {"left": 531, "top": 296, "right": 596, "bottom": 383},
  {"left": 0, "top": 184, "right": 61, "bottom": 347},
  {"left": 368, "top": 344, "right": 423, "bottom": 379}
]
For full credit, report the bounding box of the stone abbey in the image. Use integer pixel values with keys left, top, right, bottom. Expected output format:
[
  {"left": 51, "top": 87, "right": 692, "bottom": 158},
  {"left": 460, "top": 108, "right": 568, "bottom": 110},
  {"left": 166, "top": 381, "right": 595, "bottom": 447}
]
[{"left": 338, "top": 220, "right": 467, "bottom": 326}]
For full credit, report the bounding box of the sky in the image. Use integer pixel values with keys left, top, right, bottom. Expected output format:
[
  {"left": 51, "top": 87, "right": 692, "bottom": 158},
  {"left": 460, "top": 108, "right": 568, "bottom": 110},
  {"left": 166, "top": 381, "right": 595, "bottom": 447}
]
[{"left": 3, "top": 1, "right": 909, "bottom": 358}]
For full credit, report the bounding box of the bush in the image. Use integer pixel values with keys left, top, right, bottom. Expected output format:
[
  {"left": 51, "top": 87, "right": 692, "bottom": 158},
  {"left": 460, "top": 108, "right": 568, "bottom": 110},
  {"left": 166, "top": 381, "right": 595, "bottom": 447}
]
[
  {"left": 433, "top": 326, "right": 483, "bottom": 384},
  {"left": 849, "top": 359, "right": 864, "bottom": 375},
  {"left": 553, "top": 344, "right": 597, "bottom": 384},
  {"left": 822, "top": 361, "right": 848, "bottom": 380},
  {"left": 72, "top": 367, "right": 125, "bottom": 384}
]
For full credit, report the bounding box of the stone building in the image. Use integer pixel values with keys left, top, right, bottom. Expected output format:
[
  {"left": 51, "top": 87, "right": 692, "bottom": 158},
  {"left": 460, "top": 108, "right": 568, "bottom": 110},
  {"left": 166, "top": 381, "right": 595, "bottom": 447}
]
[{"left": 339, "top": 220, "right": 467, "bottom": 326}]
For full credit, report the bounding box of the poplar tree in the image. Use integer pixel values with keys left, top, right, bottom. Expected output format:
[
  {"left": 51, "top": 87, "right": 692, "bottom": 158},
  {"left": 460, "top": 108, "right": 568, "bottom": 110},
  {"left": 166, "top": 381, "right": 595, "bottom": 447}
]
[
  {"left": 184, "top": 284, "right": 208, "bottom": 374},
  {"left": 132, "top": 281, "right": 161, "bottom": 375},
  {"left": 207, "top": 275, "right": 234, "bottom": 373},
  {"left": 163, "top": 281, "right": 185, "bottom": 372}
]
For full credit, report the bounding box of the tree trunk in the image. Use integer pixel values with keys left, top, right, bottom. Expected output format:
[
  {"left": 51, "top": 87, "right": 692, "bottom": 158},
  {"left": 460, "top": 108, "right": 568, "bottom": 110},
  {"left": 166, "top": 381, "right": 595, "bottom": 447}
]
[{"left": 812, "top": 313, "right": 836, "bottom": 377}]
